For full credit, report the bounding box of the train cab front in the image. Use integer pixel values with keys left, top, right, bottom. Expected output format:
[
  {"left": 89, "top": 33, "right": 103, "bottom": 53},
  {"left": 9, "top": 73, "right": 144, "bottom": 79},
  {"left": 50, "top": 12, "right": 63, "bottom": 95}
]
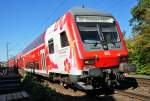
[{"left": 70, "top": 8, "right": 136, "bottom": 91}]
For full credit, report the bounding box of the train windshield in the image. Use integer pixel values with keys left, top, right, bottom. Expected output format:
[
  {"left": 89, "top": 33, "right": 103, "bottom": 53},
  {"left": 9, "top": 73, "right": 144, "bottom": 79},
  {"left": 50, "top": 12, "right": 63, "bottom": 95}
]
[
  {"left": 100, "top": 23, "right": 120, "bottom": 43},
  {"left": 76, "top": 16, "right": 121, "bottom": 51},
  {"left": 78, "top": 23, "right": 102, "bottom": 44}
]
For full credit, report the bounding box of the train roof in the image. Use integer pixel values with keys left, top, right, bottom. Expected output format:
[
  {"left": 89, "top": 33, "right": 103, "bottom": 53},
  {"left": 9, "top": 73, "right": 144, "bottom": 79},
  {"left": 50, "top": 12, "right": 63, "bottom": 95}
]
[
  {"left": 22, "top": 32, "right": 45, "bottom": 55},
  {"left": 70, "top": 7, "right": 113, "bottom": 17},
  {"left": 21, "top": 7, "right": 113, "bottom": 55}
]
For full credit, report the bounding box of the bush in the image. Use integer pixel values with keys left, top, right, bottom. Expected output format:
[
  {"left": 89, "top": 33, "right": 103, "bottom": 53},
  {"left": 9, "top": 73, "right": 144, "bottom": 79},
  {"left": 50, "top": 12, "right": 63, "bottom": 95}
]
[
  {"left": 22, "top": 73, "right": 56, "bottom": 101},
  {"left": 126, "top": 39, "right": 150, "bottom": 75}
]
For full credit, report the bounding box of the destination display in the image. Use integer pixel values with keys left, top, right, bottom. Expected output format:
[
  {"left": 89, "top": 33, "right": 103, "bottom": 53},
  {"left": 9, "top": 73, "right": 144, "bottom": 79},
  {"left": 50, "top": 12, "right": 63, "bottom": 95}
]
[{"left": 76, "top": 16, "right": 114, "bottom": 23}]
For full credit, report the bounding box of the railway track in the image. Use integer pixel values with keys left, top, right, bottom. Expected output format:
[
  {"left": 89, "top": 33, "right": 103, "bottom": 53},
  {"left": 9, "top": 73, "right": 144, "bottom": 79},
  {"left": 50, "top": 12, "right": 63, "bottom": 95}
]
[
  {"left": 33, "top": 74, "right": 150, "bottom": 101},
  {"left": 114, "top": 76, "right": 150, "bottom": 101},
  {"left": 41, "top": 78, "right": 150, "bottom": 101},
  {"left": 128, "top": 75, "right": 150, "bottom": 86},
  {"left": 136, "top": 78, "right": 150, "bottom": 87},
  {"left": 115, "top": 90, "right": 150, "bottom": 101}
]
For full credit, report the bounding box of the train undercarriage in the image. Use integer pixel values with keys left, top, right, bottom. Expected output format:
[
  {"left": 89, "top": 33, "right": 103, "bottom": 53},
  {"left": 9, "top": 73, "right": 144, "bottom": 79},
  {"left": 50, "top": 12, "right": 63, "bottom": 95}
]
[{"left": 48, "top": 63, "right": 136, "bottom": 93}]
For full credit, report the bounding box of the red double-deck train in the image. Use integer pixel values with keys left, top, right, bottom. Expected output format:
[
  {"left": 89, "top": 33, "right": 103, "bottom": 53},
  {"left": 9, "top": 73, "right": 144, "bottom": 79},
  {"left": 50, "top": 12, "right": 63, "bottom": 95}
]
[{"left": 8, "top": 7, "right": 136, "bottom": 90}]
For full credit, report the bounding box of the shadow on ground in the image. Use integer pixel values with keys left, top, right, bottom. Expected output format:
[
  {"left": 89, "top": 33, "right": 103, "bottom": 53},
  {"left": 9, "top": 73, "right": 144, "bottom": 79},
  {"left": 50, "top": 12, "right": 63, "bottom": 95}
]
[
  {"left": 38, "top": 92, "right": 116, "bottom": 101},
  {"left": 116, "top": 77, "right": 138, "bottom": 90},
  {"left": 22, "top": 73, "right": 139, "bottom": 101}
]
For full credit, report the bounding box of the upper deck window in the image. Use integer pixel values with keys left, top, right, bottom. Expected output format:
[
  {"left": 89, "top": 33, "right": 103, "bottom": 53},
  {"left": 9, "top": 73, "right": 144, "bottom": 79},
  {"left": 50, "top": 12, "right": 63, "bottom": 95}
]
[
  {"left": 60, "top": 31, "right": 69, "bottom": 48},
  {"left": 48, "top": 39, "right": 54, "bottom": 54}
]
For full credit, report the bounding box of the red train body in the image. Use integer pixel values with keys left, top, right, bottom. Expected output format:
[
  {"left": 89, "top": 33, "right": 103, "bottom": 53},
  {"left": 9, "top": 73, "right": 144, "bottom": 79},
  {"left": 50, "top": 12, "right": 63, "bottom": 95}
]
[{"left": 8, "top": 8, "right": 136, "bottom": 90}]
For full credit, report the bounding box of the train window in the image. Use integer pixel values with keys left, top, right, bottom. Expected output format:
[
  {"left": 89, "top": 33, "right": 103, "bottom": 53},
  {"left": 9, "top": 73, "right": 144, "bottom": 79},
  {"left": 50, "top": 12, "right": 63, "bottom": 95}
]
[
  {"left": 60, "top": 31, "right": 69, "bottom": 48},
  {"left": 35, "top": 61, "right": 39, "bottom": 69},
  {"left": 101, "top": 24, "right": 120, "bottom": 43},
  {"left": 48, "top": 39, "right": 54, "bottom": 54},
  {"left": 25, "top": 62, "right": 30, "bottom": 69},
  {"left": 29, "top": 62, "right": 34, "bottom": 69}
]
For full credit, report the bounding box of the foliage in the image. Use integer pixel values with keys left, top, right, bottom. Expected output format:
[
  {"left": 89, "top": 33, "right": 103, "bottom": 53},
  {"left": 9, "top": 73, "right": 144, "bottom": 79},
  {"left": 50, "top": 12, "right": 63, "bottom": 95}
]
[
  {"left": 21, "top": 73, "right": 57, "bottom": 101},
  {"left": 127, "top": 0, "right": 150, "bottom": 75}
]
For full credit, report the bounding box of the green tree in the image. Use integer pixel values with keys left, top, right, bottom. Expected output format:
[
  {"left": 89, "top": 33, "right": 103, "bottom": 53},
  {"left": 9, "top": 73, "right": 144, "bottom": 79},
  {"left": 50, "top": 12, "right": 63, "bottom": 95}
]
[{"left": 129, "top": 0, "right": 150, "bottom": 75}]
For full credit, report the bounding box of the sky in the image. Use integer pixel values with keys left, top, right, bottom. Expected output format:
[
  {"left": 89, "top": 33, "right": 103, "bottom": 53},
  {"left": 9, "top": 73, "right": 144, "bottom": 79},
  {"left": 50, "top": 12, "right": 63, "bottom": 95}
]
[{"left": 0, "top": 0, "right": 138, "bottom": 61}]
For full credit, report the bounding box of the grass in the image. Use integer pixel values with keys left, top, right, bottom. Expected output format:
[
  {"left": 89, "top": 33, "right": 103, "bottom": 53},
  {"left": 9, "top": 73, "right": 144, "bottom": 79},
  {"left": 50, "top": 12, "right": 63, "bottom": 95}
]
[{"left": 21, "top": 73, "right": 57, "bottom": 101}]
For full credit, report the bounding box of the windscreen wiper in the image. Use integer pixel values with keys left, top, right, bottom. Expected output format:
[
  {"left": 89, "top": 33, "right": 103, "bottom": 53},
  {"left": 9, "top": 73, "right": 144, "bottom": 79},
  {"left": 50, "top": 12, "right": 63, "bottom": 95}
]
[{"left": 94, "top": 40, "right": 98, "bottom": 46}]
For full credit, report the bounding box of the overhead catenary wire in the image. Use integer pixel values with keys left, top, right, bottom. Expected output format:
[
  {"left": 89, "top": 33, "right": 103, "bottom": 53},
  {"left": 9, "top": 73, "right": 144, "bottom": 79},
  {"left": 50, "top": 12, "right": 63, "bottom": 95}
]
[
  {"left": 19, "top": 0, "right": 66, "bottom": 57},
  {"left": 104, "top": 0, "right": 134, "bottom": 13},
  {"left": 41, "top": 0, "right": 66, "bottom": 26},
  {"left": 32, "top": 0, "right": 66, "bottom": 35},
  {"left": 104, "top": 0, "right": 123, "bottom": 11}
]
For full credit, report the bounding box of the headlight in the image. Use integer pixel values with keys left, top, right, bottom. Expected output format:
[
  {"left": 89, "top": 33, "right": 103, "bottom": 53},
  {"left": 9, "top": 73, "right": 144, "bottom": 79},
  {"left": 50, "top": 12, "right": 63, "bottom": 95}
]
[{"left": 84, "top": 59, "right": 95, "bottom": 65}]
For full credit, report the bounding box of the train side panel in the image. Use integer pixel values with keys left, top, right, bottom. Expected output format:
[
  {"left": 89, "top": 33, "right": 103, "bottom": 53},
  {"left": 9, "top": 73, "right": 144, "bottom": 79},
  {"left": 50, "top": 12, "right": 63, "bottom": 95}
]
[{"left": 45, "top": 13, "right": 81, "bottom": 75}]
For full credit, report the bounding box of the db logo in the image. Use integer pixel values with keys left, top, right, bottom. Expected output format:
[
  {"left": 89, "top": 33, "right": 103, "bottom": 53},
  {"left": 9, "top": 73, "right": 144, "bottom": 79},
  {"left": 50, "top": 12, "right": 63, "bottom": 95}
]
[{"left": 104, "top": 51, "right": 111, "bottom": 56}]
